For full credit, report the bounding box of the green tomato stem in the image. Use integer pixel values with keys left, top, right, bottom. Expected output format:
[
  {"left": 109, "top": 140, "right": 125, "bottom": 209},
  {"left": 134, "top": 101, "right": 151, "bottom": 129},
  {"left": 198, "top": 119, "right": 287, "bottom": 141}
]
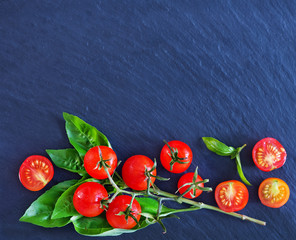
[
  {"left": 151, "top": 188, "right": 266, "bottom": 226},
  {"left": 103, "top": 164, "right": 265, "bottom": 226}
]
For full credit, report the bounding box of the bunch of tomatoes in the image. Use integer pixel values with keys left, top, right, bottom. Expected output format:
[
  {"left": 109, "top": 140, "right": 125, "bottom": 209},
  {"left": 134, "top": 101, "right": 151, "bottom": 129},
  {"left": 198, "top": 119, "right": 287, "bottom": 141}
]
[{"left": 19, "top": 137, "right": 290, "bottom": 229}]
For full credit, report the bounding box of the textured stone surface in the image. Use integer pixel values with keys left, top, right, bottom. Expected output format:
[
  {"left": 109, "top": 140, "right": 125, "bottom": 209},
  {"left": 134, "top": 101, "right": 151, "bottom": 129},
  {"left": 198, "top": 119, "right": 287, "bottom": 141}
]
[{"left": 0, "top": 0, "right": 295, "bottom": 239}]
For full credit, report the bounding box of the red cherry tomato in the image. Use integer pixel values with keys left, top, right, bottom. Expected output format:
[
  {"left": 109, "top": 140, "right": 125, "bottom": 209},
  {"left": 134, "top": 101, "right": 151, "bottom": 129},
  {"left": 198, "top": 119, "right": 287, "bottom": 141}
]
[
  {"left": 215, "top": 180, "right": 249, "bottom": 212},
  {"left": 258, "top": 178, "right": 290, "bottom": 208},
  {"left": 73, "top": 182, "right": 108, "bottom": 217},
  {"left": 177, "top": 172, "right": 204, "bottom": 199},
  {"left": 252, "top": 137, "right": 287, "bottom": 172},
  {"left": 84, "top": 146, "right": 117, "bottom": 179},
  {"left": 160, "top": 140, "right": 192, "bottom": 173},
  {"left": 122, "top": 155, "right": 156, "bottom": 191},
  {"left": 19, "top": 155, "right": 54, "bottom": 191},
  {"left": 106, "top": 195, "right": 141, "bottom": 229}
]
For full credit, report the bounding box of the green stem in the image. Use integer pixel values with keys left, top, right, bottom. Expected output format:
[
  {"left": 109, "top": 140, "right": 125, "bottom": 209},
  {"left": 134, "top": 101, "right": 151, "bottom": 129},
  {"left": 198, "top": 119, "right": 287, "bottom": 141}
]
[
  {"left": 102, "top": 165, "right": 265, "bottom": 226},
  {"left": 235, "top": 148, "right": 252, "bottom": 186},
  {"left": 151, "top": 188, "right": 266, "bottom": 226}
]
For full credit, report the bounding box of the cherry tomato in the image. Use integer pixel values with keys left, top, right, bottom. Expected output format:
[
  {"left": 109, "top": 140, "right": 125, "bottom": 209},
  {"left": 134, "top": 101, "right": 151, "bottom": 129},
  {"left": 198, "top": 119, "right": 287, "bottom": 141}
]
[
  {"left": 177, "top": 172, "right": 204, "bottom": 199},
  {"left": 73, "top": 182, "right": 108, "bottom": 217},
  {"left": 258, "top": 178, "right": 290, "bottom": 208},
  {"left": 215, "top": 180, "right": 249, "bottom": 212},
  {"left": 122, "top": 155, "right": 156, "bottom": 191},
  {"left": 252, "top": 137, "right": 287, "bottom": 172},
  {"left": 160, "top": 140, "right": 192, "bottom": 173},
  {"left": 19, "top": 155, "right": 54, "bottom": 191},
  {"left": 84, "top": 146, "right": 117, "bottom": 179},
  {"left": 106, "top": 195, "right": 141, "bottom": 229}
]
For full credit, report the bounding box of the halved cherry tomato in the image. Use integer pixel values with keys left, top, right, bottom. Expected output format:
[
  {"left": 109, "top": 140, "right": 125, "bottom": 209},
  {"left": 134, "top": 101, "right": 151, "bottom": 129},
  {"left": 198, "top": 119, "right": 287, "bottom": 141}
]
[
  {"left": 19, "top": 155, "right": 54, "bottom": 191},
  {"left": 252, "top": 138, "right": 287, "bottom": 172},
  {"left": 84, "top": 146, "right": 117, "bottom": 179},
  {"left": 160, "top": 140, "right": 192, "bottom": 173},
  {"left": 122, "top": 155, "right": 156, "bottom": 191},
  {"left": 73, "top": 182, "right": 108, "bottom": 217},
  {"left": 258, "top": 178, "right": 290, "bottom": 208},
  {"left": 215, "top": 180, "right": 249, "bottom": 212},
  {"left": 177, "top": 172, "right": 204, "bottom": 199},
  {"left": 106, "top": 195, "right": 141, "bottom": 229}
]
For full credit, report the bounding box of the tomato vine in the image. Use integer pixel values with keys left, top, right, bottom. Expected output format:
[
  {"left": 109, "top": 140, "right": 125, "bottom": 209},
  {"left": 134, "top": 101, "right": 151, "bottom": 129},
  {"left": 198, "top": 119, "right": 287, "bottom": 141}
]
[{"left": 19, "top": 113, "right": 266, "bottom": 237}]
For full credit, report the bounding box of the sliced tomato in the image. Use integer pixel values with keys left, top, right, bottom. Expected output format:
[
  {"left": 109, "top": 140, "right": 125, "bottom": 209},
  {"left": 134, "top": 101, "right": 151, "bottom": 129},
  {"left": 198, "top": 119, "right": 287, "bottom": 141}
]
[
  {"left": 258, "top": 178, "right": 290, "bottom": 208},
  {"left": 19, "top": 155, "right": 54, "bottom": 191},
  {"left": 252, "top": 138, "right": 287, "bottom": 172},
  {"left": 215, "top": 180, "right": 249, "bottom": 212}
]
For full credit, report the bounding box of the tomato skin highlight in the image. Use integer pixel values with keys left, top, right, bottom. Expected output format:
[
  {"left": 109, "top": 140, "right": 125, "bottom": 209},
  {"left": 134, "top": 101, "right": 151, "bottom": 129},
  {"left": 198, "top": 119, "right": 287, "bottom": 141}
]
[
  {"left": 84, "top": 146, "right": 117, "bottom": 180},
  {"left": 258, "top": 178, "right": 290, "bottom": 208},
  {"left": 177, "top": 172, "right": 204, "bottom": 199},
  {"left": 73, "top": 182, "right": 108, "bottom": 217},
  {"left": 160, "top": 140, "right": 192, "bottom": 173},
  {"left": 252, "top": 137, "right": 287, "bottom": 172},
  {"left": 122, "top": 155, "right": 156, "bottom": 191},
  {"left": 106, "top": 195, "right": 141, "bottom": 229},
  {"left": 19, "top": 155, "right": 54, "bottom": 191},
  {"left": 215, "top": 180, "right": 249, "bottom": 212}
]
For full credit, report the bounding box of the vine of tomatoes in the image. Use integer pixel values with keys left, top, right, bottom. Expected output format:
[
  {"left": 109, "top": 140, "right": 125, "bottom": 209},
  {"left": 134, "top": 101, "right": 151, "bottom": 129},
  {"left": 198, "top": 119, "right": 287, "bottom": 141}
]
[{"left": 18, "top": 113, "right": 290, "bottom": 237}]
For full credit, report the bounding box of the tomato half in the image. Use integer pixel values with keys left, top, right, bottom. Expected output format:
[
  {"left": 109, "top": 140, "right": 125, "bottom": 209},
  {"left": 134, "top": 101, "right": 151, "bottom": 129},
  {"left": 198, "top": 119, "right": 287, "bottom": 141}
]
[
  {"left": 160, "top": 140, "right": 192, "bottom": 173},
  {"left": 19, "top": 155, "right": 54, "bottom": 191},
  {"left": 215, "top": 180, "right": 249, "bottom": 212},
  {"left": 252, "top": 138, "right": 287, "bottom": 172},
  {"left": 177, "top": 172, "right": 204, "bottom": 199},
  {"left": 73, "top": 182, "right": 108, "bottom": 217},
  {"left": 106, "top": 195, "right": 141, "bottom": 229},
  {"left": 258, "top": 178, "right": 290, "bottom": 208},
  {"left": 84, "top": 146, "right": 117, "bottom": 179},
  {"left": 122, "top": 155, "right": 156, "bottom": 191}
]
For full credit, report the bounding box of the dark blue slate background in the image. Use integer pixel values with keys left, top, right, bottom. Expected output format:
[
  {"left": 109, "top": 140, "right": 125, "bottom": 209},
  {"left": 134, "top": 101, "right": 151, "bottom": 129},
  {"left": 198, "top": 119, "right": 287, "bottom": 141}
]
[{"left": 1, "top": 0, "right": 295, "bottom": 239}]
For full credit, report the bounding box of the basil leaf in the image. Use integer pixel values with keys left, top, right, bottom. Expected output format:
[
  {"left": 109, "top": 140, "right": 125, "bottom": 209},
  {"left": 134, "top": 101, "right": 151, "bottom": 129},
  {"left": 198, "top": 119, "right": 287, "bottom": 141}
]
[
  {"left": 52, "top": 178, "right": 102, "bottom": 219},
  {"left": 19, "top": 179, "right": 78, "bottom": 228},
  {"left": 136, "top": 197, "right": 200, "bottom": 218},
  {"left": 46, "top": 148, "right": 86, "bottom": 175},
  {"left": 202, "top": 137, "right": 236, "bottom": 156},
  {"left": 63, "top": 112, "right": 112, "bottom": 157}
]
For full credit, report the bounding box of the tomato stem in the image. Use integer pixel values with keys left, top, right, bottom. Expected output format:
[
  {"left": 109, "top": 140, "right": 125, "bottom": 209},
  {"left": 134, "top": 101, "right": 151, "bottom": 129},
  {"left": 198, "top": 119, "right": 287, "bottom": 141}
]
[
  {"left": 103, "top": 163, "right": 265, "bottom": 226},
  {"left": 151, "top": 188, "right": 266, "bottom": 226}
]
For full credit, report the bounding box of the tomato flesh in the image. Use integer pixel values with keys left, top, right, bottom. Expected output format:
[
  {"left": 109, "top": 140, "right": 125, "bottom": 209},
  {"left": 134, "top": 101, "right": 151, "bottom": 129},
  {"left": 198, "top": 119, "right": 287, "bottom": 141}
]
[
  {"left": 84, "top": 146, "right": 117, "bottom": 179},
  {"left": 252, "top": 138, "right": 287, "bottom": 172},
  {"left": 73, "top": 182, "right": 108, "bottom": 217},
  {"left": 215, "top": 180, "right": 249, "bottom": 212},
  {"left": 122, "top": 155, "right": 156, "bottom": 191},
  {"left": 177, "top": 172, "right": 204, "bottom": 199},
  {"left": 106, "top": 195, "right": 141, "bottom": 229},
  {"left": 19, "top": 155, "right": 54, "bottom": 191},
  {"left": 258, "top": 178, "right": 290, "bottom": 208},
  {"left": 160, "top": 140, "right": 192, "bottom": 173}
]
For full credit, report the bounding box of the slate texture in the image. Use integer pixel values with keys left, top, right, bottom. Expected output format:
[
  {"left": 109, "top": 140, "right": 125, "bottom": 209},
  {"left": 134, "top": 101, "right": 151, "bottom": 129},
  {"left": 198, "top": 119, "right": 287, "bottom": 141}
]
[{"left": 0, "top": 0, "right": 295, "bottom": 240}]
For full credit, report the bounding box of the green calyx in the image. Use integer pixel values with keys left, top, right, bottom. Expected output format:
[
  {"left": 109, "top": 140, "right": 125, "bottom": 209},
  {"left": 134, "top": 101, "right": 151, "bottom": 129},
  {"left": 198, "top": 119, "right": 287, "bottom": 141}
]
[
  {"left": 176, "top": 167, "right": 213, "bottom": 198},
  {"left": 163, "top": 140, "right": 190, "bottom": 171},
  {"left": 94, "top": 146, "right": 111, "bottom": 170},
  {"left": 116, "top": 194, "right": 140, "bottom": 226}
]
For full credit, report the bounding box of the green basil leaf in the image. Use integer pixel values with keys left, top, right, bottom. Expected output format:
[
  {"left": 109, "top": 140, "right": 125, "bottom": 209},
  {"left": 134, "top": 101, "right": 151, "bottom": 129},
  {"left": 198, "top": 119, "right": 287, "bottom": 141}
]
[
  {"left": 202, "top": 137, "right": 236, "bottom": 156},
  {"left": 52, "top": 178, "right": 102, "bottom": 219},
  {"left": 46, "top": 148, "right": 86, "bottom": 175},
  {"left": 63, "top": 112, "right": 112, "bottom": 157},
  {"left": 19, "top": 179, "right": 78, "bottom": 228},
  {"left": 136, "top": 197, "right": 200, "bottom": 218}
]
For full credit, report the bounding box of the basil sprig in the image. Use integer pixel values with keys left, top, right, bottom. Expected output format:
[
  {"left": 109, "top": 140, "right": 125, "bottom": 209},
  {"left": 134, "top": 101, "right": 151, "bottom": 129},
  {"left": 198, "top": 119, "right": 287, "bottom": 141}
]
[{"left": 202, "top": 137, "right": 251, "bottom": 186}]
